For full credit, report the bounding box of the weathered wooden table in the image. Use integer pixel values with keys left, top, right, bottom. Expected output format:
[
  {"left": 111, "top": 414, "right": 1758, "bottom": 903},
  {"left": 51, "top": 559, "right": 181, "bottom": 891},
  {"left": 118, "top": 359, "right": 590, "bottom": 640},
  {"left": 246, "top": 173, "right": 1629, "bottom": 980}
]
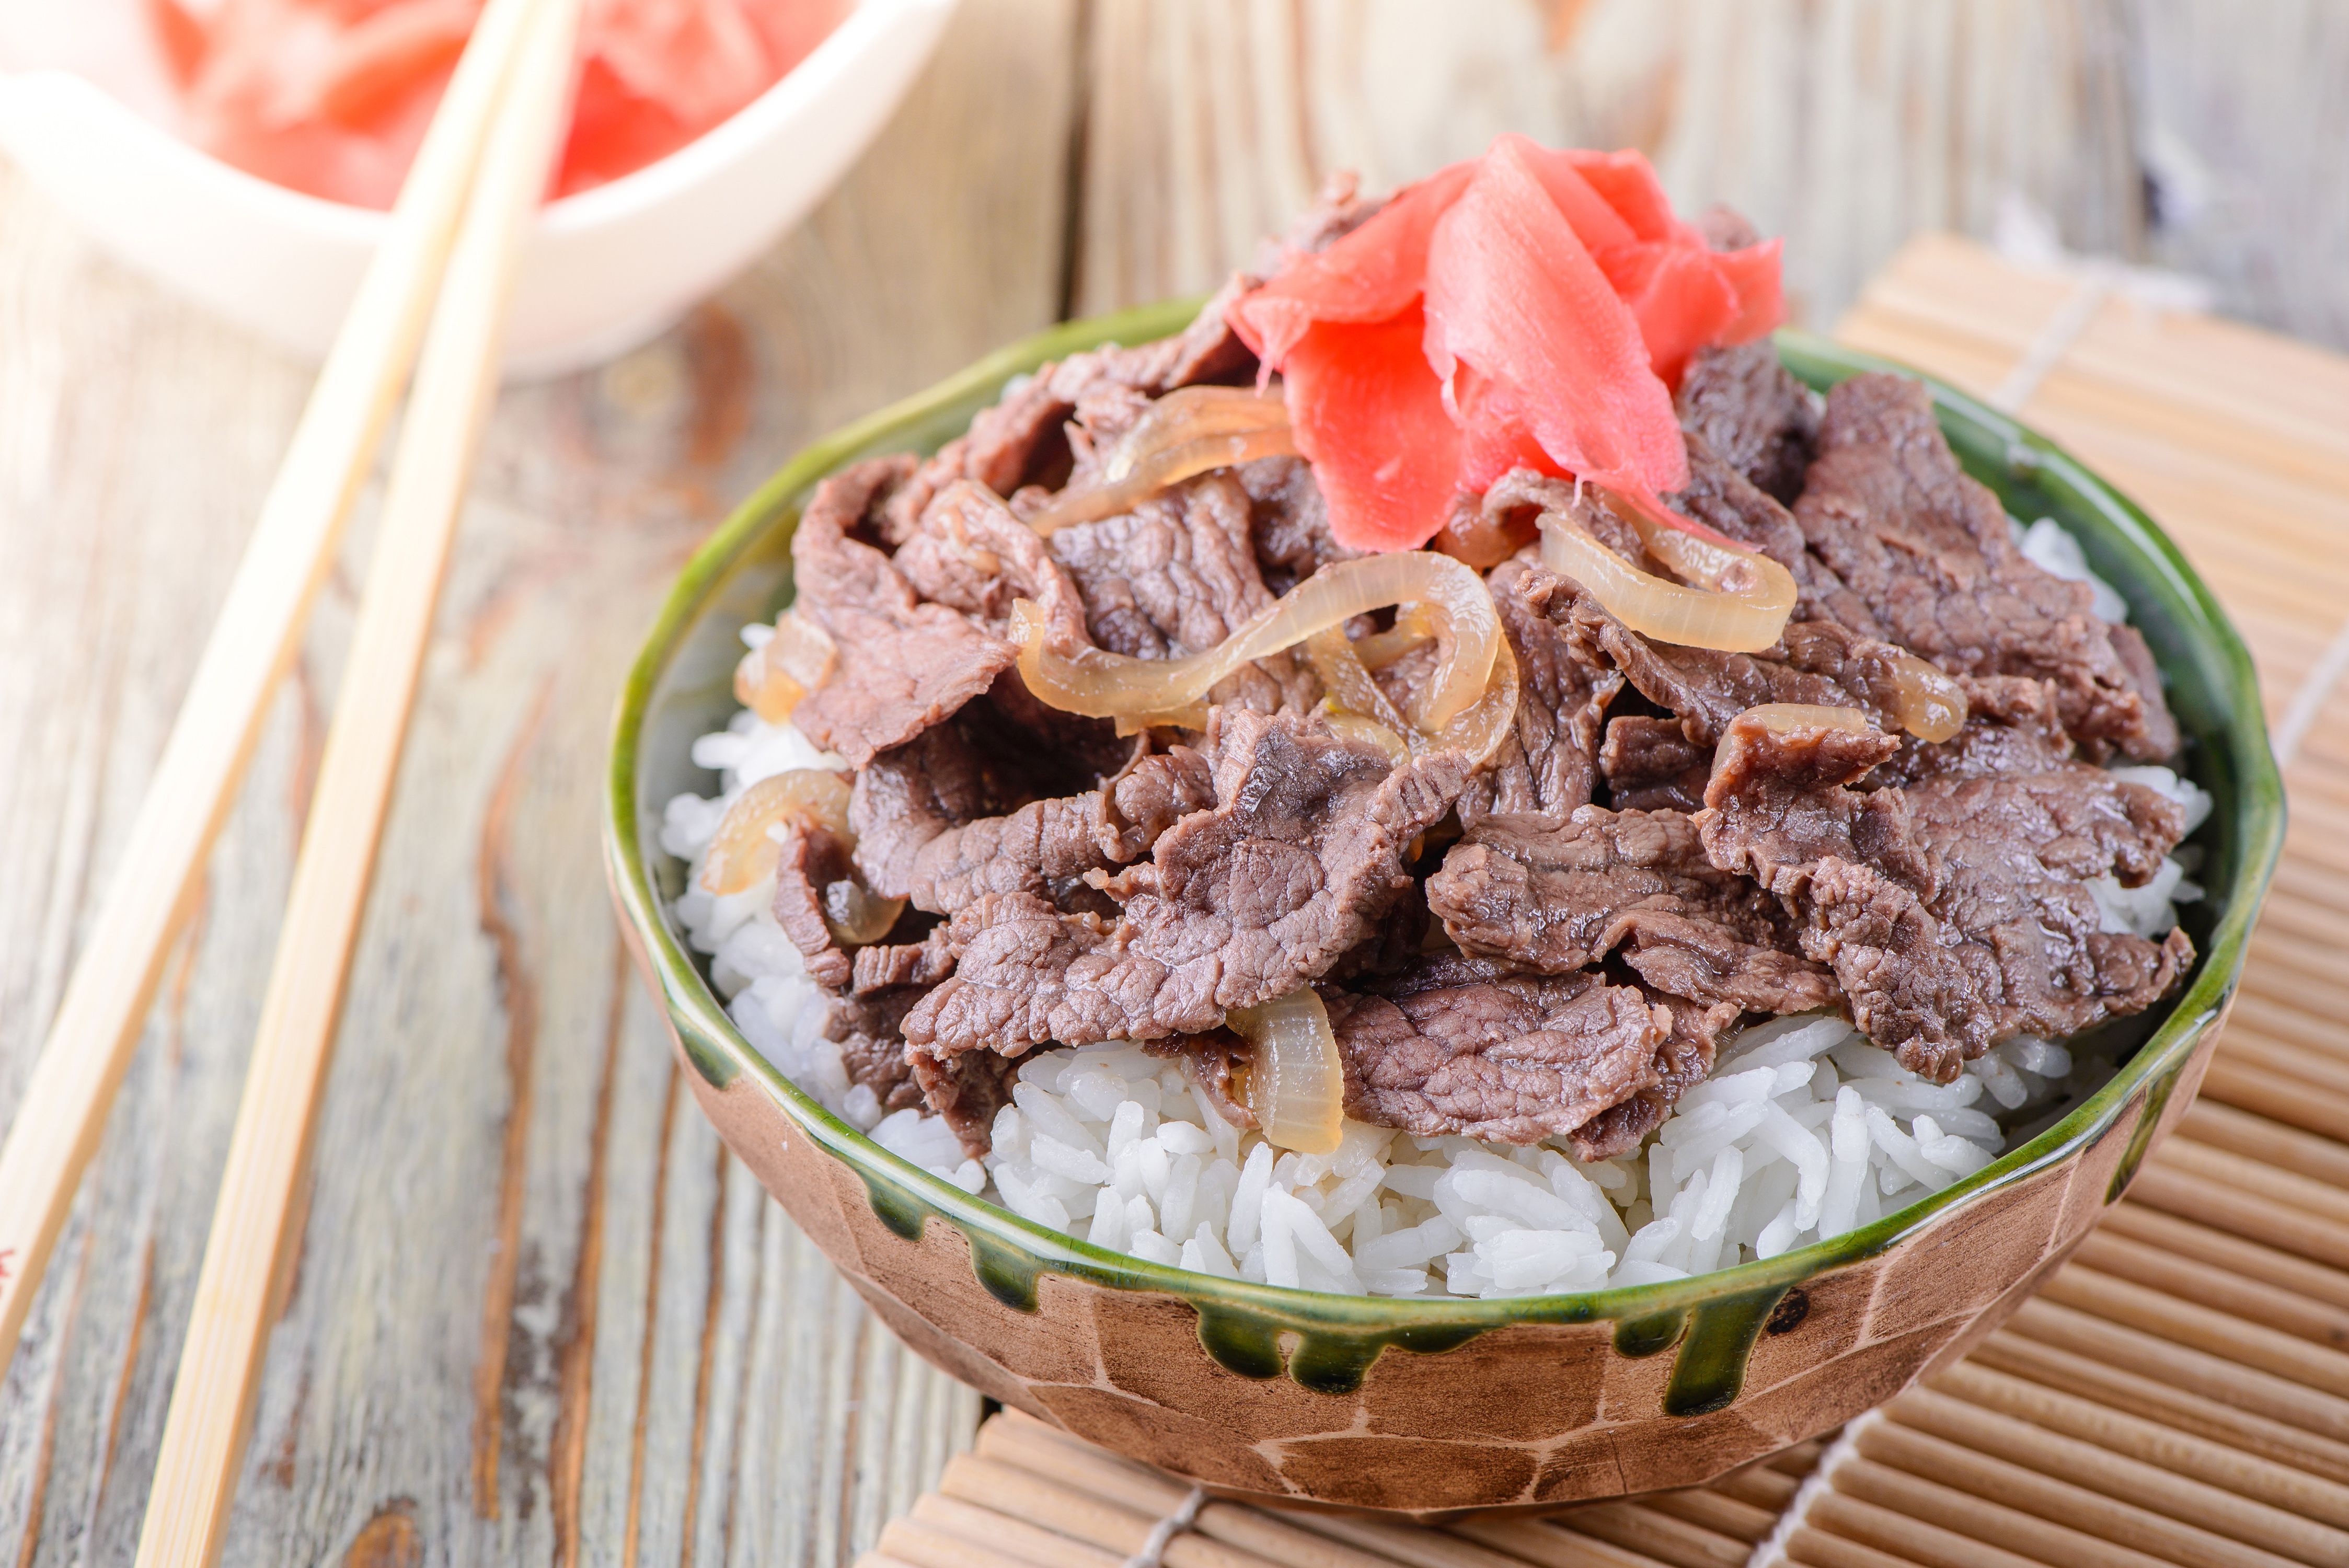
[{"left": 3, "top": 2, "right": 2343, "bottom": 1563}]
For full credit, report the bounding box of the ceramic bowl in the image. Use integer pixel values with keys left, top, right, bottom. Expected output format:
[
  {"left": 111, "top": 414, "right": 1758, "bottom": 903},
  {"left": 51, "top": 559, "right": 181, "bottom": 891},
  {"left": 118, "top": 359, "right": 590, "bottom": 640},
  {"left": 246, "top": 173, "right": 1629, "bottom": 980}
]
[
  {"left": 604, "top": 303, "right": 2284, "bottom": 1518},
  {"left": 0, "top": 0, "right": 958, "bottom": 376}
]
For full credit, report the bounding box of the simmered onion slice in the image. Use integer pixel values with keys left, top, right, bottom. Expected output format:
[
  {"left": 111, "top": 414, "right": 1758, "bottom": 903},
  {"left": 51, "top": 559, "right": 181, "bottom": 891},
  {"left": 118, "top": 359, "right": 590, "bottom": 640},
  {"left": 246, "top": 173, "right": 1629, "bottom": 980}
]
[
  {"left": 700, "top": 769, "right": 854, "bottom": 896},
  {"left": 1229, "top": 987, "right": 1344, "bottom": 1155},
  {"left": 1304, "top": 628, "right": 1410, "bottom": 734},
  {"left": 1010, "top": 551, "right": 1501, "bottom": 732},
  {"left": 1424, "top": 634, "right": 1520, "bottom": 766},
  {"left": 1029, "top": 386, "right": 1302, "bottom": 536},
  {"left": 1745, "top": 702, "right": 1874, "bottom": 733},
  {"left": 1886, "top": 650, "right": 1967, "bottom": 743},
  {"left": 1320, "top": 711, "right": 1412, "bottom": 765},
  {"left": 733, "top": 609, "right": 838, "bottom": 724},
  {"left": 824, "top": 881, "right": 906, "bottom": 946},
  {"left": 1352, "top": 604, "right": 1439, "bottom": 671},
  {"left": 1537, "top": 485, "right": 1798, "bottom": 654},
  {"left": 1312, "top": 626, "right": 1519, "bottom": 769}
]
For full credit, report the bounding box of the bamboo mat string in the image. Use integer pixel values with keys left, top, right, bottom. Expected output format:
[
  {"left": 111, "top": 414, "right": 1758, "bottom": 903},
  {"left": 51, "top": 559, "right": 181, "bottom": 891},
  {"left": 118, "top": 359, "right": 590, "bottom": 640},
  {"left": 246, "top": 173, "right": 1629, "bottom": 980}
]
[
  {"left": 1123, "top": 1488, "right": 1207, "bottom": 1568},
  {"left": 1744, "top": 1416, "right": 1869, "bottom": 1568},
  {"left": 2268, "top": 610, "right": 2349, "bottom": 768},
  {"left": 1986, "top": 260, "right": 2116, "bottom": 413}
]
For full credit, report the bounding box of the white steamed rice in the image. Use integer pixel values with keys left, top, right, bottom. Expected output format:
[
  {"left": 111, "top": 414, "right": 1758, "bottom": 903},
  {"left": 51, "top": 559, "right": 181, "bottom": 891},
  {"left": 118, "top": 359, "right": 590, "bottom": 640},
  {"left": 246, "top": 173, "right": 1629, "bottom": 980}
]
[{"left": 660, "top": 521, "right": 2210, "bottom": 1297}]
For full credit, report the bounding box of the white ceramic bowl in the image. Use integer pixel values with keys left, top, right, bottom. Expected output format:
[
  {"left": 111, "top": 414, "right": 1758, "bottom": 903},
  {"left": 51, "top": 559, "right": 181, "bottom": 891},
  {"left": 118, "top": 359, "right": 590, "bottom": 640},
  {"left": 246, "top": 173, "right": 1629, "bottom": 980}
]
[{"left": 0, "top": 0, "right": 959, "bottom": 376}]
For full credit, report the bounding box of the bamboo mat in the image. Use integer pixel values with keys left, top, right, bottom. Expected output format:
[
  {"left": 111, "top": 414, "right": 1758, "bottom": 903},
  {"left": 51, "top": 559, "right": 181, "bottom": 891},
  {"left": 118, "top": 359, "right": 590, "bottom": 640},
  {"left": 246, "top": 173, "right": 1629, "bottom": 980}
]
[
  {"left": 865, "top": 1409, "right": 1823, "bottom": 1568},
  {"left": 852, "top": 236, "right": 2349, "bottom": 1568}
]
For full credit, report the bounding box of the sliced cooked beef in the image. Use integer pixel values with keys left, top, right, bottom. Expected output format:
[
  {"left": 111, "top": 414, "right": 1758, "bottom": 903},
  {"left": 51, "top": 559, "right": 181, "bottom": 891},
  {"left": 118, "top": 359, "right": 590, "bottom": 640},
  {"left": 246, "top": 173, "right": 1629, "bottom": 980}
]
[
  {"left": 1239, "top": 455, "right": 1361, "bottom": 596},
  {"left": 771, "top": 819, "right": 857, "bottom": 991},
  {"left": 896, "top": 479, "right": 1092, "bottom": 638},
  {"left": 1097, "top": 743, "right": 1221, "bottom": 855},
  {"left": 1792, "top": 375, "right": 2179, "bottom": 761},
  {"left": 975, "top": 668, "right": 1133, "bottom": 783},
  {"left": 2109, "top": 624, "right": 2172, "bottom": 743},
  {"left": 1268, "top": 169, "right": 1388, "bottom": 261},
  {"left": 909, "top": 1045, "right": 1020, "bottom": 1158},
  {"left": 904, "top": 501, "right": 1146, "bottom": 789},
  {"left": 1559, "top": 580, "right": 1929, "bottom": 746},
  {"left": 849, "top": 696, "right": 1124, "bottom": 896},
  {"left": 828, "top": 990, "right": 925, "bottom": 1114},
  {"left": 1323, "top": 954, "right": 1668, "bottom": 1146},
  {"left": 1696, "top": 206, "right": 1761, "bottom": 251},
  {"left": 1481, "top": 452, "right": 1845, "bottom": 629},
  {"left": 1426, "top": 808, "right": 1836, "bottom": 1015},
  {"left": 851, "top": 927, "right": 955, "bottom": 995},
  {"left": 902, "top": 891, "right": 1122, "bottom": 1052},
  {"left": 789, "top": 461, "right": 1018, "bottom": 768},
  {"left": 880, "top": 299, "right": 1256, "bottom": 545},
  {"left": 1483, "top": 469, "right": 1645, "bottom": 562},
  {"left": 907, "top": 745, "right": 1216, "bottom": 916},
  {"left": 1472, "top": 485, "right": 1922, "bottom": 749},
  {"left": 1876, "top": 675, "right": 2078, "bottom": 787},
  {"left": 1153, "top": 275, "right": 1259, "bottom": 389},
  {"left": 849, "top": 720, "right": 1014, "bottom": 896},
  {"left": 902, "top": 710, "right": 1466, "bottom": 1054},
  {"left": 1043, "top": 470, "right": 1315, "bottom": 714},
  {"left": 1667, "top": 435, "right": 1854, "bottom": 612},
  {"left": 1674, "top": 341, "right": 1820, "bottom": 505},
  {"left": 1327, "top": 879, "right": 1431, "bottom": 983},
  {"left": 1600, "top": 716, "right": 1710, "bottom": 812},
  {"left": 1456, "top": 556, "right": 1623, "bottom": 826},
  {"left": 1568, "top": 995, "right": 1740, "bottom": 1160},
  {"left": 757, "top": 291, "right": 2200, "bottom": 1178},
  {"left": 1699, "top": 708, "right": 2193, "bottom": 1080}
]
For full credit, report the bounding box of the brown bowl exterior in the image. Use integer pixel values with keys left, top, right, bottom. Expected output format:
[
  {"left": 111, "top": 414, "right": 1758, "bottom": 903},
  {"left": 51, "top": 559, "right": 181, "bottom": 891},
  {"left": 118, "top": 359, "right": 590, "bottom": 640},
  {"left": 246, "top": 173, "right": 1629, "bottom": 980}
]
[{"left": 649, "top": 976, "right": 2223, "bottom": 1518}]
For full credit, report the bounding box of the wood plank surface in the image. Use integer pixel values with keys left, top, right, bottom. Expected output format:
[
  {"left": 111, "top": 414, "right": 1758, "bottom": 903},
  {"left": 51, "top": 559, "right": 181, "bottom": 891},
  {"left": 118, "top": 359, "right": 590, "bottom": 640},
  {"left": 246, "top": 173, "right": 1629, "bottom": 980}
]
[
  {"left": 0, "top": 1, "right": 1073, "bottom": 1559},
  {"left": 1070, "top": 0, "right": 2349, "bottom": 352},
  {"left": 6, "top": 2, "right": 2349, "bottom": 1565},
  {"left": 1073, "top": 0, "right": 2149, "bottom": 323}
]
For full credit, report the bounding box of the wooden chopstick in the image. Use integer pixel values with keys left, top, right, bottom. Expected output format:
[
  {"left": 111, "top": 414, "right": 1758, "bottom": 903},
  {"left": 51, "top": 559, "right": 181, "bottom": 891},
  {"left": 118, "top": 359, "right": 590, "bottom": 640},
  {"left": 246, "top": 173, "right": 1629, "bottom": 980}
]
[
  {"left": 128, "top": 0, "right": 586, "bottom": 1561},
  {"left": 0, "top": 0, "right": 549, "bottom": 1371}
]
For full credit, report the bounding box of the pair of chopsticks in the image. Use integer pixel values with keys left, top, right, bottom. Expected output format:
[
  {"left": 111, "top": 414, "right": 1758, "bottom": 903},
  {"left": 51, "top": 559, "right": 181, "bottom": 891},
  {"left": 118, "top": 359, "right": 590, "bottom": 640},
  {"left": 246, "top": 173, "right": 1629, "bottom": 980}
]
[{"left": 0, "top": 0, "right": 583, "bottom": 1559}]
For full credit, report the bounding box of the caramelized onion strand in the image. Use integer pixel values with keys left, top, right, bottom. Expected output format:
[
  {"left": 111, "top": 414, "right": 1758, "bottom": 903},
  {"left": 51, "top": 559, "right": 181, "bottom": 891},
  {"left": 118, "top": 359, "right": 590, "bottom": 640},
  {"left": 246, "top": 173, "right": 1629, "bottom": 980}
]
[
  {"left": 1030, "top": 387, "right": 1302, "bottom": 536},
  {"left": 733, "top": 608, "right": 838, "bottom": 724},
  {"left": 1321, "top": 709, "right": 1412, "bottom": 766},
  {"left": 1886, "top": 651, "right": 1967, "bottom": 743},
  {"left": 1011, "top": 552, "right": 1501, "bottom": 732},
  {"left": 1304, "top": 628, "right": 1410, "bottom": 734},
  {"left": 700, "top": 769, "right": 854, "bottom": 896},
  {"left": 1541, "top": 514, "right": 1793, "bottom": 654},
  {"left": 1229, "top": 987, "right": 1344, "bottom": 1155},
  {"left": 823, "top": 882, "right": 906, "bottom": 946},
  {"left": 1425, "top": 634, "right": 1520, "bottom": 767},
  {"left": 1352, "top": 605, "right": 1438, "bottom": 671}
]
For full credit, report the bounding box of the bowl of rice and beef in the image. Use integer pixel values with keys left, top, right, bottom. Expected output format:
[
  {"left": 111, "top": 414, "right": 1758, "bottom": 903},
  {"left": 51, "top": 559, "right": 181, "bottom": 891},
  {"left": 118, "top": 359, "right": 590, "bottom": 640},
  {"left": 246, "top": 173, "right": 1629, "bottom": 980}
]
[{"left": 604, "top": 142, "right": 2282, "bottom": 1516}]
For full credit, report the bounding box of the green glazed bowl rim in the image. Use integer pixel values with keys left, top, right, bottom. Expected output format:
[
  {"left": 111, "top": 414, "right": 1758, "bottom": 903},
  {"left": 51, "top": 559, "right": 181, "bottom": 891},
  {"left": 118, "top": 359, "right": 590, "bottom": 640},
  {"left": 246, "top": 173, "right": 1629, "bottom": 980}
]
[{"left": 605, "top": 303, "right": 2285, "bottom": 1336}]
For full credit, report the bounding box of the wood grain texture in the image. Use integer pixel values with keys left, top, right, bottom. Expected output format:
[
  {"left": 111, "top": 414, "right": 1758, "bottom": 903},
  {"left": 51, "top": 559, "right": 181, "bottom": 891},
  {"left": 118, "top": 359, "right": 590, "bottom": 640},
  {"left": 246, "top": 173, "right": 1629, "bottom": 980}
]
[
  {"left": 1067, "top": 0, "right": 2349, "bottom": 351},
  {"left": 0, "top": 0, "right": 553, "bottom": 1381},
  {"left": 133, "top": 4, "right": 587, "bottom": 1556},
  {"left": 0, "top": 0, "right": 1073, "bottom": 1558},
  {"left": 2132, "top": 0, "right": 2349, "bottom": 351},
  {"left": 6, "top": 1, "right": 2349, "bottom": 1562},
  {"left": 1071, "top": 0, "right": 2147, "bottom": 327}
]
